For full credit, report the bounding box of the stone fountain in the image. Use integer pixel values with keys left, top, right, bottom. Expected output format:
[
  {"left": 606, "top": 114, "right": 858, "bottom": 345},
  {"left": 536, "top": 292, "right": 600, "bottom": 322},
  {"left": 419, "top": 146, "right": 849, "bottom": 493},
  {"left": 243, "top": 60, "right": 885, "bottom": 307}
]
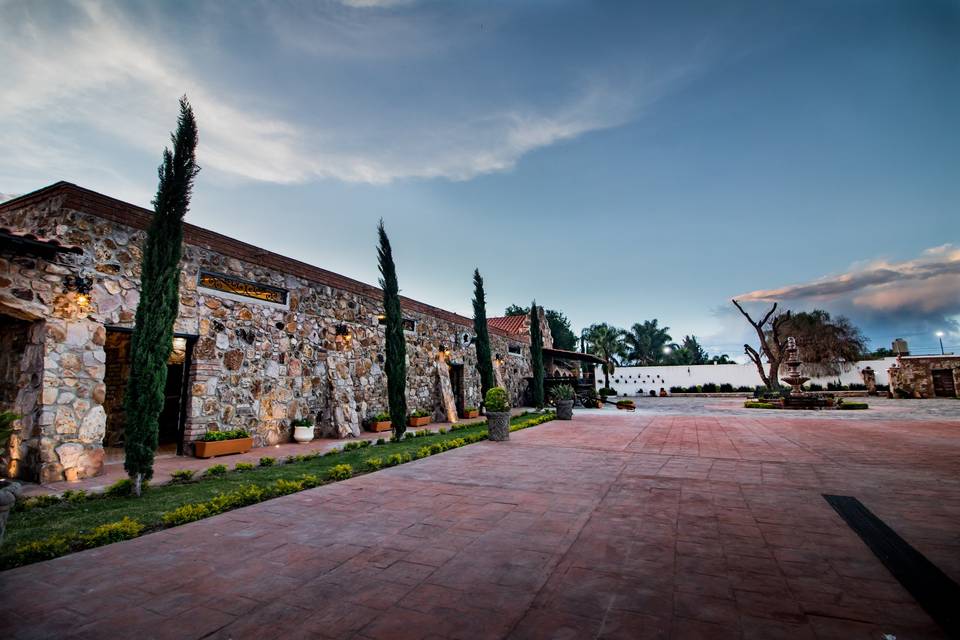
[{"left": 779, "top": 337, "right": 834, "bottom": 409}]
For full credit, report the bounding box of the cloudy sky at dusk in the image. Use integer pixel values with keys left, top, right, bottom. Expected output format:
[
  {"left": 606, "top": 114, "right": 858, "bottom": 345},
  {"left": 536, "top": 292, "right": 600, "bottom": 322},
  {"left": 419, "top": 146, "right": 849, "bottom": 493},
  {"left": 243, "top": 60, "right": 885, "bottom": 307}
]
[{"left": 2, "top": 0, "right": 957, "bottom": 356}]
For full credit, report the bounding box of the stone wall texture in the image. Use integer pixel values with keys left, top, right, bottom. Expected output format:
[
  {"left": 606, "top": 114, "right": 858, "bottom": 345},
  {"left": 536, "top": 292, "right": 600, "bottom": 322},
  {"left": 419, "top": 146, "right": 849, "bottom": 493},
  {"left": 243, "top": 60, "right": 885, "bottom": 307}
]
[
  {"left": 0, "top": 184, "right": 533, "bottom": 482},
  {"left": 888, "top": 356, "right": 960, "bottom": 399}
]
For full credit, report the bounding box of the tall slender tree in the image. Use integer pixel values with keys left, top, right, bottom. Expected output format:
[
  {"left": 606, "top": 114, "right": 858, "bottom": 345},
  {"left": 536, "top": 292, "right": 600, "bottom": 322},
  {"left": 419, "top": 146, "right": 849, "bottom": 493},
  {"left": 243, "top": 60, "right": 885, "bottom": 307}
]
[
  {"left": 378, "top": 220, "right": 407, "bottom": 438},
  {"left": 582, "top": 323, "right": 625, "bottom": 388},
  {"left": 125, "top": 96, "right": 199, "bottom": 496},
  {"left": 529, "top": 302, "right": 545, "bottom": 407},
  {"left": 472, "top": 269, "right": 495, "bottom": 397}
]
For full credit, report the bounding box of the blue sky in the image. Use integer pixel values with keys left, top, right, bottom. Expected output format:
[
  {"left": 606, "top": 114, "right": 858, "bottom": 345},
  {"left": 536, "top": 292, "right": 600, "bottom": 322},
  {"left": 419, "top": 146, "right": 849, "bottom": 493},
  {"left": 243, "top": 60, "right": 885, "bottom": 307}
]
[{"left": 2, "top": 0, "right": 958, "bottom": 356}]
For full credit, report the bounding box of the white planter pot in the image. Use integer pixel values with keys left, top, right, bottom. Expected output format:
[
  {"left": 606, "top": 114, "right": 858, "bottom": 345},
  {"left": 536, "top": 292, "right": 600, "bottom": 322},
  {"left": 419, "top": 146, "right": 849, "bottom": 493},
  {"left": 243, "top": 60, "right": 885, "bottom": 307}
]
[{"left": 293, "top": 425, "right": 315, "bottom": 443}]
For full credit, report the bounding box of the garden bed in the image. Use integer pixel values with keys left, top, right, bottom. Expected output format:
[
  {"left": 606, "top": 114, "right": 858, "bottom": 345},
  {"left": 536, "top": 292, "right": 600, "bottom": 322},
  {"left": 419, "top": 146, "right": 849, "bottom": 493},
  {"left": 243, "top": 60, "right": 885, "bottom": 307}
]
[{"left": 1, "top": 412, "right": 555, "bottom": 570}]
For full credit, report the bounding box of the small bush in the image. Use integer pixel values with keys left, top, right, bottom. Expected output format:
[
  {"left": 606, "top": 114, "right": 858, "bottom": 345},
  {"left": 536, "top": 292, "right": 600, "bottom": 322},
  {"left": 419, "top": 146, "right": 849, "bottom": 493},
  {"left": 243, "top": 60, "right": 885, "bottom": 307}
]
[
  {"left": 62, "top": 489, "right": 88, "bottom": 504},
  {"left": 370, "top": 411, "right": 391, "bottom": 423},
  {"left": 15, "top": 494, "right": 61, "bottom": 512},
  {"left": 201, "top": 429, "right": 250, "bottom": 442},
  {"left": 437, "top": 427, "right": 447, "bottom": 435},
  {"left": 416, "top": 446, "right": 432, "bottom": 459},
  {"left": 719, "top": 383, "right": 734, "bottom": 393},
  {"left": 272, "top": 478, "right": 304, "bottom": 496},
  {"left": 598, "top": 387, "right": 616, "bottom": 397},
  {"left": 300, "top": 474, "right": 322, "bottom": 488},
  {"left": 838, "top": 402, "right": 869, "bottom": 410},
  {"left": 364, "top": 457, "right": 383, "bottom": 471},
  {"left": 204, "top": 464, "right": 228, "bottom": 477},
  {"left": 702, "top": 383, "right": 718, "bottom": 393},
  {"left": 170, "top": 469, "right": 196, "bottom": 483},
  {"left": 13, "top": 536, "right": 72, "bottom": 564},
  {"left": 385, "top": 453, "right": 404, "bottom": 467},
  {"left": 234, "top": 462, "right": 255, "bottom": 472},
  {"left": 104, "top": 478, "right": 137, "bottom": 498},
  {"left": 324, "top": 449, "right": 340, "bottom": 457},
  {"left": 409, "top": 409, "right": 431, "bottom": 418},
  {"left": 376, "top": 438, "right": 386, "bottom": 445},
  {"left": 327, "top": 464, "right": 353, "bottom": 481},
  {"left": 83, "top": 517, "right": 144, "bottom": 546},
  {"left": 162, "top": 503, "right": 213, "bottom": 527},
  {"left": 291, "top": 418, "right": 313, "bottom": 427},
  {"left": 744, "top": 401, "right": 778, "bottom": 409},
  {"left": 551, "top": 384, "right": 576, "bottom": 402},
  {"left": 485, "top": 386, "right": 511, "bottom": 412}
]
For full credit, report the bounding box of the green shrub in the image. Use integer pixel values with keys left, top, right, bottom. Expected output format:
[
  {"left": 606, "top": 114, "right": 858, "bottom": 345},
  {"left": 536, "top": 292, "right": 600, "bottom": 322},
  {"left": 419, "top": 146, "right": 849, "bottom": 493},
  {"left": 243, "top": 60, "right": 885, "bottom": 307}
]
[
  {"left": 385, "top": 453, "right": 404, "bottom": 467},
  {"left": 409, "top": 409, "right": 431, "bottom": 418},
  {"left": 82, "top": 517, "right": 144, "bottom": 546},
  {"left": 204, "top": 464, "right": 228, "bottom": 477},
  {"left": 272, "top": 478, "right": 304, "bottom": 496},
  {"left": 744, "top": 401, "right": 778, "bottom": 409},
  {"left": 327, "top": 464, "right": 353, "bottom": 481},
  {"left": 370, "top": 412, "right": 391, "bottom": 423},
  {"left": 300, "top": 474, "right": 322, "bottom": 489},
  {"left": 551, "top": 384, "right": 575, "bottom": 402},
  {"left": 485, "top": 387, "right": 510, "bottom": 412},
  {"left": 719, "top": 383, "right": 734, "bottom": 393},
  {"left": 162, "top": 502, "right": 213, "bottom": 527},
  {"left": 598, "top": 387, "right": 616, "bottom": 397},
  {"left": 464, "top": 406, "right": 477, "bottom": 413},
  {"left": 259, "top": 456, "right": 275, "bottom": 467},
  {"left": 291, "top": 418, "right": 313, "bottom": 427},
  {"left": 234, "top": 462, "right": 255, "bottom": 472},
  {"left": 170, "top": 469, "right": 196, "bottom": 483},
  {"left": 15, "top": 494, "right": 61, "bottom": 512},
  {"left": 13, "top": 536, "right": 72, "bottom": 565},
  {"left": 62, "top": 489, "right": 88, "bottom": 504},
  {"left": 324, "top": 449, "right": 340, "bottom": 457},
  {"left": 376, "top": 438, "right": 386, "bottom": 445},
  {"left": 201, "top": 429, "right": 250, "bottom": 442},
  {"left": 838, "top": 402, "right": 869, "bottom": 410},
  {"left": 104, "top": 478, "right": 139, "bottom": 498},
  {"left": 364, "top": 457, "right": 383, "bottom": 471},
  {"left": 429, "top": 444, "right": 443, "bottom": 455},
  {"left": 416, "top": 446, "right": 432, "bottom": 459},
  {"left": 437, "top": 427, "right": 447, "bottom": 434}
]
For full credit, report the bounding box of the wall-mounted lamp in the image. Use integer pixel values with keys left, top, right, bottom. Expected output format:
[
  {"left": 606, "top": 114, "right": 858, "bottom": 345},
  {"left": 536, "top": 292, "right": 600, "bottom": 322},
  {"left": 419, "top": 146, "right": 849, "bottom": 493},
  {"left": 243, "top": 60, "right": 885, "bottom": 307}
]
[
  {"left": 64, "top": 274, "right": 93, "bottom": 307},
  {"left": 334, "top": 324, "right": 352, "bottom": 349},
  {"left": 494, "top": 353, "right": 504, "bottom": 366}
]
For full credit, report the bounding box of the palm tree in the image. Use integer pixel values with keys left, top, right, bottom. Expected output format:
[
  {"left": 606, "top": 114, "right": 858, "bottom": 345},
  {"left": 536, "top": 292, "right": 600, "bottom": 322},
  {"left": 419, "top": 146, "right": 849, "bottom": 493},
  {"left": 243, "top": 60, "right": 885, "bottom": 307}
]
[
  {"left": 582, "top": 323, "right": 625, "bottom": 388},
  {"left": 623, "top": 320, "right": 673, "bottom": 365}
]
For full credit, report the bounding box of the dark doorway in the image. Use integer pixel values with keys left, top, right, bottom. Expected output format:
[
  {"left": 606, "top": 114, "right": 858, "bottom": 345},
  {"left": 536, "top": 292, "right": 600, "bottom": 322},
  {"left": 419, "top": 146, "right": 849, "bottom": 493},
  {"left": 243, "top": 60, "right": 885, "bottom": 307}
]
[
  {"left": 0, "top": 315, "right": 31, "bottom": 410},
  {"left": 932, "top": 369, "right": 957, "bottom": 398},
  {"left": 448, "top": 364, "right": 465, "bottom": 417},
  {"left": 103, "top": 329, "right": 195, "bottom": 456}
]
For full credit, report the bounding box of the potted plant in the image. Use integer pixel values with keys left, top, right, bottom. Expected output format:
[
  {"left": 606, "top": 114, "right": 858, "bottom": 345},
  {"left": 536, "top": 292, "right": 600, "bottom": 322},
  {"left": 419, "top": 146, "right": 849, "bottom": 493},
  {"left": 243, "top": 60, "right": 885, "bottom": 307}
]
[
  {"left": 485, "top": 387, "right": 511, "bottom": 441},
  {"left": 292, "top": 418, "right": 315, "bottom": 444},
  {"left": 462, "top": 406, "right": 480, "bottom": 419},
  {"left": 551, "top": 384, "right": 575, "bottom": 420},
  {"left": 407, "top": 409, "right": 432, "bottom": 428},
  {"left": 194, "top": 428, "right": 254, "bottom": 458},
  {"left": 616, "top": 399, "right": 636, "bottom": 411},
  {"left": 366, "top": 412, "right": 392, "bottom": 433}
]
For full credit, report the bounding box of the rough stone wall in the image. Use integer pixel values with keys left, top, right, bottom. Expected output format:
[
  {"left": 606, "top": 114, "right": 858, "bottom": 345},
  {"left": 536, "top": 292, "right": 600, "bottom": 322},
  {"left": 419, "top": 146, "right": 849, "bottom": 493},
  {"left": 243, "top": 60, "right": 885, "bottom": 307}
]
[
  {"left": 888, "top": 356, "right": 960, "bottom": 398},
  {"left": 0, "top": 194, "right": 532, "bottom": 480}
]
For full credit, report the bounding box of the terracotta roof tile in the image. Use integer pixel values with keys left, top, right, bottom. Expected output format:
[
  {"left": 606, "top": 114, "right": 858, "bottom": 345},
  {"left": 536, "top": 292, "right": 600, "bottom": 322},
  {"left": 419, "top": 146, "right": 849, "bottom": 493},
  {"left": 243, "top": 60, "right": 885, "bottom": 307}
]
[{"left": 487, "top": 315, "right": 527, "bottom": 335}]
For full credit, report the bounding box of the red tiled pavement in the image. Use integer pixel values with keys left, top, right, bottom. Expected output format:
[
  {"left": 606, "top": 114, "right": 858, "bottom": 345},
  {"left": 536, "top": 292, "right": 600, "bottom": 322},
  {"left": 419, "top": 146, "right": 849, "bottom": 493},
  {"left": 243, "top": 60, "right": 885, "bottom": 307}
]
[{"left": 2, "top": 410, "right": 958, "bottom": 639}]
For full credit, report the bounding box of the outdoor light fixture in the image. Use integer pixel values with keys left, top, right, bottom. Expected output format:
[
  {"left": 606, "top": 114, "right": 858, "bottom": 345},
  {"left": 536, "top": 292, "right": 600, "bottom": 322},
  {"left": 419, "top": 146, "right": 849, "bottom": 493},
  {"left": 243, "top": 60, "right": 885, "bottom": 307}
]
[
  {"left": 334, "top": 324, "right": 352, "bottom": 350},
  {"left": 662, "top": 346, "right": 672, "bottom": 355},
  {"left": 63, "top": 274, "right": 93, "bottom": 308},
  {"left": 936, "top": 331, "right": 945, "bottom": 355}
]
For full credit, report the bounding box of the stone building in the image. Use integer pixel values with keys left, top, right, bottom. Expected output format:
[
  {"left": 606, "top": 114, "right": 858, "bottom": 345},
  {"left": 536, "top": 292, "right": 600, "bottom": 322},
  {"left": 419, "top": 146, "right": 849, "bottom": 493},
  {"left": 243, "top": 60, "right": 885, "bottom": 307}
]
[
  {"left": 0, "top": 182, "right": 537, "bottom": 483},
  {"left": 888, "top": 355, "right": 960, "bottom": 398}
]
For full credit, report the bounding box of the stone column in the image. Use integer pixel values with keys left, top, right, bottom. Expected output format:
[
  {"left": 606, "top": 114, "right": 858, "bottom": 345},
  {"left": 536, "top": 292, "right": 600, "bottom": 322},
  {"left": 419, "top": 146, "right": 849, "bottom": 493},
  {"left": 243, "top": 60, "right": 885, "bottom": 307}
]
[{"left": 860, "top": 367, "right": 877, "bottom": 395}]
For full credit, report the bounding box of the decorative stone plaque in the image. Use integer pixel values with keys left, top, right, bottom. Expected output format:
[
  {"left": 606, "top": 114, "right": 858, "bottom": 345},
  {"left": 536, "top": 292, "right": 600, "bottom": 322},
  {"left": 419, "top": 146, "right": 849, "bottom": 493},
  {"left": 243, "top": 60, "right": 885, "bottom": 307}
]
[{"left": 197, "top": 270, "right": 287, "bottom": 304}]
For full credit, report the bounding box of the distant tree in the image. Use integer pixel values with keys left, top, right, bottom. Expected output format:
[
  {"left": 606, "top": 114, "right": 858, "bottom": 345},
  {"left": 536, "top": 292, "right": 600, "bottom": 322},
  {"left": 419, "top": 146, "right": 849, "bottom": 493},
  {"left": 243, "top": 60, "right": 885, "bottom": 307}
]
[
  {"left": 503, "top": 304, "right": 576, "bottom": 350},
  {"left": 378, "top": 220, "right": 407, "bottom": 438},
  {"left": 582, "top": 323, "right": 625, "bottom": 388},
  {"left": 124, "top": 96, "right": 199, "bottom": 497},
  {"left": 784, "top": 310, "right": 867, "bottom": 377},
  {"left": 471, "top": 269, "right": 495, "bottom": 398},
  {"left": 864, "top": 347, "right": 895, "bottom": 359},
  {"left": 733, "top": 301, "right": 867, "bottom": 388},
  {"left": 667, "top": 335, "right": 710, "bottom": 365},
  {"left": 708, "top": 354, "right": 735, "bottom": 365},
  {"left": 623, "top": 319, "right": 673, "bottom": 365},
  {"left": 732, "top": 300, "right": 790, "bottom": 390},
  {"left": 529, "top": 302, "right": 545, "bottom": 407}
]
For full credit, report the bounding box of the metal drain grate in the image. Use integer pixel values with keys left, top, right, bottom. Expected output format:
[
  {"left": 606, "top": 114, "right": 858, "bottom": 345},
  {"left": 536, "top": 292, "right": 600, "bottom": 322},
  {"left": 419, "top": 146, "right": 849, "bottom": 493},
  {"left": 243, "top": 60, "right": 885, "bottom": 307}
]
[{"left": 823, "top": 494, "right": 959, "bottom": 639}]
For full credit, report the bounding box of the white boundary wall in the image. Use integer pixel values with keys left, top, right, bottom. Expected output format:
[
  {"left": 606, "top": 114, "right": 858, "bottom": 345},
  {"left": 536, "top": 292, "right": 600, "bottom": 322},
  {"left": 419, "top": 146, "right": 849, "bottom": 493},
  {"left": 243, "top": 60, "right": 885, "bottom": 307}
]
[{"left": 597, "top": 358, "right": 899, "bottom": 395}]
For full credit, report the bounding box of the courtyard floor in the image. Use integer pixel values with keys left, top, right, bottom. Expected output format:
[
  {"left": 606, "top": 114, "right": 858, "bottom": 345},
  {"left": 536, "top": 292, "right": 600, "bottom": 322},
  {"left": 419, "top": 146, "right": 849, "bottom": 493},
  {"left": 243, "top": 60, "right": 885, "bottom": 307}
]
[{"left": 3, "top": 401, "right": 959, "bottom": 639}]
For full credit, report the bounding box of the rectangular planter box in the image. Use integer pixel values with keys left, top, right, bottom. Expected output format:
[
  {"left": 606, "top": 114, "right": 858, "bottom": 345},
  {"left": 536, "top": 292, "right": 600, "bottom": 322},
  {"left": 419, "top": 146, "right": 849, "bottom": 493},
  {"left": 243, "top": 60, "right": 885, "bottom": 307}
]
[
  {"left": 407, "top": 416, "right": 431, "bottom": 428},
  {"left": 194, "top": 437, "right": 254, "bottom": 459},
  {"left": 366, "top": 420, "right": 392, "bottom": 433},
  {"left": 462, "top": 410, "right": 479, "bottom": 419}
]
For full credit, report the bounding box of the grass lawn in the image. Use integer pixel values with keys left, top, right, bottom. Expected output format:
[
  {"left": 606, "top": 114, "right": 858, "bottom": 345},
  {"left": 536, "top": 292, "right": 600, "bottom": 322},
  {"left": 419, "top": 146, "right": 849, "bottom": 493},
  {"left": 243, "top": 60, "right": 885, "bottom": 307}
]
[{"left": 2, "top": 412, "right": 552, "bottom": 569}]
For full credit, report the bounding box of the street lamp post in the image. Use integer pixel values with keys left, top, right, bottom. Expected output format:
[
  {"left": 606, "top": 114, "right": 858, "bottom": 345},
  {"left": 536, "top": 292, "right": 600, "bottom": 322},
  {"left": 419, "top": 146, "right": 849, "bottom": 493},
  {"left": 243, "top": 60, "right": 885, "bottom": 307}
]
[{"left": 936, "top": 331, "right": 945, "bottom": 355}]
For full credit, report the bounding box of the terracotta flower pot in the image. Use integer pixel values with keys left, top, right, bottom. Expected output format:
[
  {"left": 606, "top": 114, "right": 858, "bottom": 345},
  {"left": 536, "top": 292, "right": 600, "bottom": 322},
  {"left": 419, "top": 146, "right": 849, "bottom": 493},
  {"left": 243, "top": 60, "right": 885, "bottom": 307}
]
[
  {"left": 366, "top": 420, "right": 392, "bottom": 433},
  {"left": 463, "top": 409, "right": 479, "bottom": 419},
  {"left": 194, "top": 437, "right": 254, "bottom": 459},
  {"left": 407, "top": 416, "right": 431, "bottom": 428}
]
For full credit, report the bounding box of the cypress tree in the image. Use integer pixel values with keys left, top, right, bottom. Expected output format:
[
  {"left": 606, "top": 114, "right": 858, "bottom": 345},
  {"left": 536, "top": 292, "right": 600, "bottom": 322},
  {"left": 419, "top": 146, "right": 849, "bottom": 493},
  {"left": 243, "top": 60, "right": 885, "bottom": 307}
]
[
  {"left": 378, "top": 220, "right": 407, "bottom": 438},
  {"left": 529, "top": 301, "right": 545, "bottom": 408},
  {"left": 472, "top": 269, "right": 495, "bottom": 397},
  {"left": 124, "top": 96, "right": 199, "bottom": 495}
]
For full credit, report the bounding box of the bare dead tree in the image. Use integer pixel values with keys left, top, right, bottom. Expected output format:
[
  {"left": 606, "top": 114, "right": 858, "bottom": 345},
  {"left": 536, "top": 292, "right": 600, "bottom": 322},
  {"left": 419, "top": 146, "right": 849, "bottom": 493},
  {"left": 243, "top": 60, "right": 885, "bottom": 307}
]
[{"left": 732, "top": 299, "right": 791, "bottom": 390}]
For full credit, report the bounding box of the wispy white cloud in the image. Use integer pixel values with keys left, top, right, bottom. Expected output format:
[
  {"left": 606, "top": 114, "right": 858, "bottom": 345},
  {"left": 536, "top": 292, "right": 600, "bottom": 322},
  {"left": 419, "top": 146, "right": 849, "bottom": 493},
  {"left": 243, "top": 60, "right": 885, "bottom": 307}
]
[{"left": 0, "top": 0, "right": 672, "bottom": 188}]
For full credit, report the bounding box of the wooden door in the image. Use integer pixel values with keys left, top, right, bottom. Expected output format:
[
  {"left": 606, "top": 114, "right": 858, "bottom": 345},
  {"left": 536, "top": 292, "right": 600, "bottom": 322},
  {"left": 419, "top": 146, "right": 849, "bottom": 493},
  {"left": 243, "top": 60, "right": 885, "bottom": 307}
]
[{"left": 932, "top": 369, "right": 956, "bottom": 397}]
